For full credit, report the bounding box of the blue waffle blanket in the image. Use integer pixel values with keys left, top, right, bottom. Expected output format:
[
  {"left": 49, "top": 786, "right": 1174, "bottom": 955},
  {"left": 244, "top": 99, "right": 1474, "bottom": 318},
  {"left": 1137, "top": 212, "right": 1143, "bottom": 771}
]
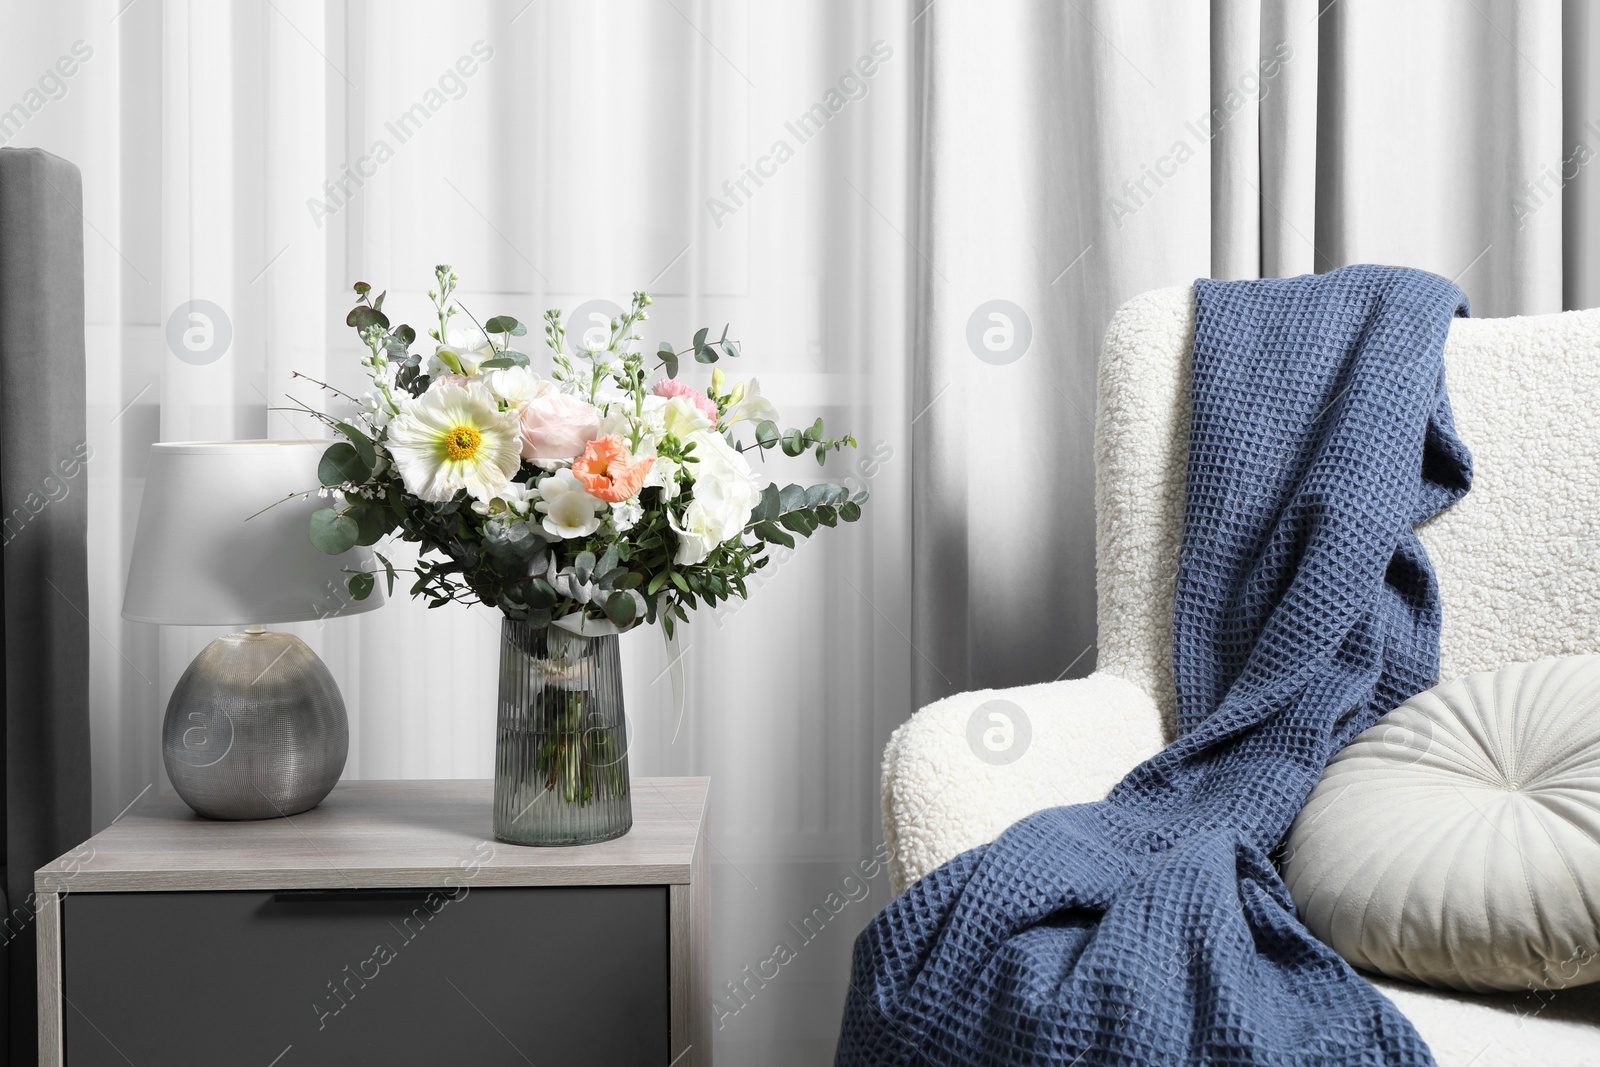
[{"left": 837, "top": 266, "right": 1472, "bottom": 1065}]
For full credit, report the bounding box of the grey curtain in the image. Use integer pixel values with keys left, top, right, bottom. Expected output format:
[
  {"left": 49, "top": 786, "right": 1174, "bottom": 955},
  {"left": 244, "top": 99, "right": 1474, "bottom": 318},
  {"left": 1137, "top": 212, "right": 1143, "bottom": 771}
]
[
  {"left": 911, "top": 0, "right": 1596, "bottom": 709},
  {"left": 0, "top": 147, "right": 92, "bottom": 1064}
]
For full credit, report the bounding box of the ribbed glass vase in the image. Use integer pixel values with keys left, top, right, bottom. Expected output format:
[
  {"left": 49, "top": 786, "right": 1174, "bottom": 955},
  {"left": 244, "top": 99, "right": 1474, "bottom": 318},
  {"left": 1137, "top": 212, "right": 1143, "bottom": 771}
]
[{"left": 493, "top": 618, "right": 632, "bottom": 846}]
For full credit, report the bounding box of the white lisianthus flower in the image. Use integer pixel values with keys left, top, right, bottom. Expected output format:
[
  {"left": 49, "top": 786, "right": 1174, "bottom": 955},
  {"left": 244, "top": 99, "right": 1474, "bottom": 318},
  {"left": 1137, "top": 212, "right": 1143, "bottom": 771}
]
[
  {"left": 721, "top": 377, "right": 780, "bottom": 427},
  {"left": 485, "top": 366, "right": 554, "bottom": 409},
  {"left": 661, "top": 395, "right": 714, "bottom": 439},
  {"left": 534, "top": 468, "right": 606, "bottom": 539},
  {"left": 669, "top": 430, "right": 760, "bottom": 565},
  {"left": 386, "top": 381, "right": 523, "bottom": 503}
]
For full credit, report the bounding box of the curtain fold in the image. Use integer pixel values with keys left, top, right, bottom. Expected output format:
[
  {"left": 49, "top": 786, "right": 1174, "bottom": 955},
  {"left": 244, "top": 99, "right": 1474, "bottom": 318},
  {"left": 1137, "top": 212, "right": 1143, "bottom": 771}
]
[
  {"left": 912, "top": 0, "right": 1593, "bottom": 710},
  {"left": 913, "top": 0, "right": 1213, "bottom": 709},
  {"left": 1564, "top": 0, "right": 1600, "bottom": 309}
]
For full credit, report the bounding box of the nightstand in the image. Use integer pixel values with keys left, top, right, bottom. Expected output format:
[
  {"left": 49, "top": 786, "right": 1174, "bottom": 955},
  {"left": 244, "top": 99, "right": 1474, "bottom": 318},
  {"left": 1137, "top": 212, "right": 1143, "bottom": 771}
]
[{"left": 35, "top": 778, "right": 710, "bottom": 1066}]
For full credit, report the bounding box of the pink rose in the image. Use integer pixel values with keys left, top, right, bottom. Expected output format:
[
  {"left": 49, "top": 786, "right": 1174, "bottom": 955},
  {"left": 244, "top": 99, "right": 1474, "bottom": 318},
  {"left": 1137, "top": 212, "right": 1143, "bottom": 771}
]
[
  {"left": 652, "top": 378, "right": 719, "bottom": 424},
  {"left": 519, "top": 393, "right": 601, "bottom": 460}
]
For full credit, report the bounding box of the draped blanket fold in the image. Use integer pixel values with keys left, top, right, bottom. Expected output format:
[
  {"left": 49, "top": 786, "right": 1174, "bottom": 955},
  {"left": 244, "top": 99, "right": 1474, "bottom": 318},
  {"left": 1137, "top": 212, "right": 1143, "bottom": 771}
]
[{"left": 836, "top": 266, "right": 1472, "bottom": 1066}]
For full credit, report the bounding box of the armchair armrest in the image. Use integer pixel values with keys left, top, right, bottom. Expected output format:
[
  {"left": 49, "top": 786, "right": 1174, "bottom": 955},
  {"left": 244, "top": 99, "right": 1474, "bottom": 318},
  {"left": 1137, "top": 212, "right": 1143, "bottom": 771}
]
[{"left": 882, "top": 671, "right": 1166, "bottom": 893}]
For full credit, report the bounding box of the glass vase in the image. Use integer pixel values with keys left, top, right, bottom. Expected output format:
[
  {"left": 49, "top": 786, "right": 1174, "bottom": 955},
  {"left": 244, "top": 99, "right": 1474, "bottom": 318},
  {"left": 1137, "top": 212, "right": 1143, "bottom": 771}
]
[{"left": 493, "top": 618, "right": 632, "bottom": 846}]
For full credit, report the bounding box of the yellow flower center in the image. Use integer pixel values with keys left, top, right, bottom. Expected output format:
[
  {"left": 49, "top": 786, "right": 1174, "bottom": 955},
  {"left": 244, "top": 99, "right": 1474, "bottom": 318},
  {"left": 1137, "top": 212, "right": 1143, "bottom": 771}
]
[{"left": 444, "top": 424, "right": 482, "bottom": 460}]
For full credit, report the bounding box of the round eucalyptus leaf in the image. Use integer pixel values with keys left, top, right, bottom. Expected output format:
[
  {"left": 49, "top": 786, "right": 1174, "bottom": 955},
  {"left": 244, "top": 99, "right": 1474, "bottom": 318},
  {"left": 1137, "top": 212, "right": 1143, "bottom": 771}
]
[
  {"left": 605, "top": 590, "right": 637, "bottom": 628},
  {"left": 309, "top": 508, "right": 360, "bottom": 555},
  {"left": 351, "top": 503, "right": 391, "bottom": 546},
  {"left": 318, "top": 442, "right": 370, "bottom": 487}
]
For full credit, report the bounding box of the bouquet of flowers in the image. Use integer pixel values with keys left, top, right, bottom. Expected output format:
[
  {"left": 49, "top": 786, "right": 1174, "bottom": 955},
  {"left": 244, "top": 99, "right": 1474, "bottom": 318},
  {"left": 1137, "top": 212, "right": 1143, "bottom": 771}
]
[{"left": 300, "top": 265, "right": 866, "bottom": 639}]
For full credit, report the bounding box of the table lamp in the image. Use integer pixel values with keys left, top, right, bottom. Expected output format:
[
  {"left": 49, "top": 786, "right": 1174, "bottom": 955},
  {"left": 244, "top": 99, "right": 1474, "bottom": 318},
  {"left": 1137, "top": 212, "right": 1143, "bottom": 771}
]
[{"left": 122, "top": 440, "right": 386, "bottom": 819}]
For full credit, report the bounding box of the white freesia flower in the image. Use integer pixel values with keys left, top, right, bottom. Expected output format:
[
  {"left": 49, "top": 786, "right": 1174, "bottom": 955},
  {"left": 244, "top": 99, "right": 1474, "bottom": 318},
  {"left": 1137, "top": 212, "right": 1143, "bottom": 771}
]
[
  {"left": 429, "top": 328, "right": 497, "bottom": 378},
  {"left": 662, "top": 395, "right": 713, "bottom": 439},
  {"left": 669, "top": 430, "right": 760, "bottom": 565},
  {"left": 386, "top": 381, "right": 523, "bottom": 503},
  {"left": 485, "top": 366, "right": 554, "bottom": 409},
  {"left": 722, "top": 377, "right": 780, "bottom": 427},
  {"left": 534, "top": 468, "right": 606, "bottom": 539}
]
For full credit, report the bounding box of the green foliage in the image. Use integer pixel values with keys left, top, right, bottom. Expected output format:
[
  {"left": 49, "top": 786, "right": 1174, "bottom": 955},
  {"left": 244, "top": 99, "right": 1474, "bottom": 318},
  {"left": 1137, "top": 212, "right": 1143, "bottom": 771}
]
[
  {"left": 347, "top": 570, "right": 376, "bottom": 600},
  {"left": 318, "top": 442, "right": 369, "bottom": 486},
  {"left": 742, "top": 416, "right": 855, "bottom": 467},
  {"left": 309, "top": 507, "right": 359, "bottom": 555},
  {"left": 746, "top": 481, "right": 865, "bottom": 553}
]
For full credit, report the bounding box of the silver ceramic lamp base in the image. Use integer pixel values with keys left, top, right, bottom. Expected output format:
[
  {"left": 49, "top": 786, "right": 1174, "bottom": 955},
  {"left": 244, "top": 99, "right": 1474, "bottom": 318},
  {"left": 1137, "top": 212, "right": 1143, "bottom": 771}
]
[{"left": 163, "top": 628, "right": 348, "bottom": 820}]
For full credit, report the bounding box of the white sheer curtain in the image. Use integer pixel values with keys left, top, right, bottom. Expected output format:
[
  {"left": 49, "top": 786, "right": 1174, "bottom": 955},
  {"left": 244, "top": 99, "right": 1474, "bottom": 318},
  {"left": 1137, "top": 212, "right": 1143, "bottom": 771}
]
[
  {"left": 7, "top": 0, "right": 911, "bottom": 1057},
  {"left": 911, "top": 0, "right": 1589, "bottom": 710}
]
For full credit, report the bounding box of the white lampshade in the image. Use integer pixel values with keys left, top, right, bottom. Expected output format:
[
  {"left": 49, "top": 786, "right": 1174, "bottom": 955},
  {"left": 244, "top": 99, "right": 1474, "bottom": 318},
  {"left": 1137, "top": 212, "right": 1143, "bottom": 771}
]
[{"left": 122, "top": 440, "right": 388, "bottom": 626}]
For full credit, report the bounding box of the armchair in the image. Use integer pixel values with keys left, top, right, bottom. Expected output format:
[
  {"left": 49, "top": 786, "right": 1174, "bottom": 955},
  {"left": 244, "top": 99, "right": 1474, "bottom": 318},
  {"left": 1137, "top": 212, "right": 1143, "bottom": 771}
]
[{"left": 882, "top": 286, "right": 1600, "bottom": 1065}]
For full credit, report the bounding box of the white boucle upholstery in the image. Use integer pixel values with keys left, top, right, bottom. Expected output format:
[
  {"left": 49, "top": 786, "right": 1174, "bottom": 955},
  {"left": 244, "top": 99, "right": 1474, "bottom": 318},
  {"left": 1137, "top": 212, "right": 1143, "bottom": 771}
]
[
  {"left": 1091, "top": 286, "right": 1195, "bottom": 737},
  {"left": 881, "top": 673, "right": 1167, "bottom": 894},
  {"left": 882, "top": 286, "right": 1600, "bottom": 1065}
]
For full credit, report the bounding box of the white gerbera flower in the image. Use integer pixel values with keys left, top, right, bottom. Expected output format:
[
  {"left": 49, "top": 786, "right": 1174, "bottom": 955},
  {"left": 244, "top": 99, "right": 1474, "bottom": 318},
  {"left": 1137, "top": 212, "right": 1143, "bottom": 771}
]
[
  {"left": 534, "top": 468, "right": 605, "bottom": 539},
  {"left": 386, "top": 381, "right": 523, "bottom": 502}
]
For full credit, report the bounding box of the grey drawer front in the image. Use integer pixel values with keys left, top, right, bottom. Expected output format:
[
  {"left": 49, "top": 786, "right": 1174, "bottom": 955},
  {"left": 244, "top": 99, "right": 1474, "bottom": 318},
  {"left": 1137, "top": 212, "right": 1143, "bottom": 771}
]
[{"left": 63, "top": 886, "right": 669, "bottom": 1066}]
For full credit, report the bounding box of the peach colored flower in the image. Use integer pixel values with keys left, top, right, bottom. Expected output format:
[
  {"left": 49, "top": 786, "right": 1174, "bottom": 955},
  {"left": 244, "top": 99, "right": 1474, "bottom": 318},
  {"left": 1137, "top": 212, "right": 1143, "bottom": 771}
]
[
  {"left": 572, "top": 435, "right": 655, "bottom": 503},
  {"left": 652, "top": 378, "right": 719, "bottom": 424},
  {"left": 519, "top": 392, "right": 601, "bottom": 461}
]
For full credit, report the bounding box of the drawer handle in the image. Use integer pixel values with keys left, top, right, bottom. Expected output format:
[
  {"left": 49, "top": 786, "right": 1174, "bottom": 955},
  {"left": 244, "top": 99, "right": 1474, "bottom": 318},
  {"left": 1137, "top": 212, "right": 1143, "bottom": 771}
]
[{"left": 272, "top": 889, "right": 441, "bottom": 903}]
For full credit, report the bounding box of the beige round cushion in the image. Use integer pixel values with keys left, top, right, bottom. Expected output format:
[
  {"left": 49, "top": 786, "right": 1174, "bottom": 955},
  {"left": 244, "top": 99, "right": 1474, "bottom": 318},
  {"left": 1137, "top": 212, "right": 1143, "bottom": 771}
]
[{"left": 1283, "top": 656, "right": 1600, "bottom": 993}]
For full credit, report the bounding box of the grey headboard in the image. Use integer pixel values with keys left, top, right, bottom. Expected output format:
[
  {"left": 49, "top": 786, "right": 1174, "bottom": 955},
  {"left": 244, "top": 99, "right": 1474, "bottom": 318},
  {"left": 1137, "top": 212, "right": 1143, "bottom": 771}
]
[{"left": 0, "top": 146, "right": 91, "bottom": 1065}]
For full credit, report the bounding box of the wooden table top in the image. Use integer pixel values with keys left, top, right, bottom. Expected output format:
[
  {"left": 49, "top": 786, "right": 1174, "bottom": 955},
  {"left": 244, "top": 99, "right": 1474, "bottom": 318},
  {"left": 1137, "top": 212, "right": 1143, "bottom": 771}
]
[{"left": 35, "top": 777, "right": 710, "bottom": 893}]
